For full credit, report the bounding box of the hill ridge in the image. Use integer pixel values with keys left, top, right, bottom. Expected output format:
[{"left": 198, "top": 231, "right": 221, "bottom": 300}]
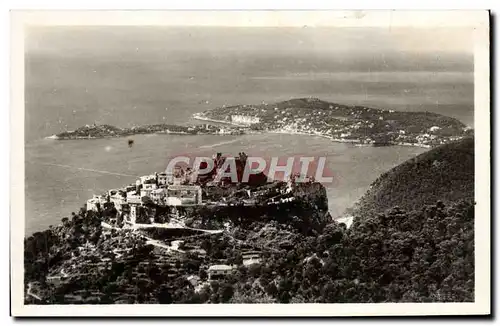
[{"left": 350, "top": 137, "right": 474, "bottom": 218}]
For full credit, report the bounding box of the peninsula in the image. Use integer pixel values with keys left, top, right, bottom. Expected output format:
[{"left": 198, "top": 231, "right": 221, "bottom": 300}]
[
  {"left": 49, "top": 98, "right": 472, "bottom": 148},
  {"left": 194, "top": 98, "right": 473, "bottom": 148},
  {"left": 50, "top": 123, "right": 245, "bottom": 140}
]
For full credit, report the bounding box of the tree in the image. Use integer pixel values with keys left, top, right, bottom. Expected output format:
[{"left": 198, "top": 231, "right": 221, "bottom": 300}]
[
  {"left": 265, "top": 282, "right": 278, "bottom": 297},
  {"left": 157, "top": 285, "right": 173, "bottom": 304},
  {"left": 199, "top": 269, "right": 208, "bottom": 281},
  {"left": 219, "top": 282, "right": 234, "bottom": 303}
]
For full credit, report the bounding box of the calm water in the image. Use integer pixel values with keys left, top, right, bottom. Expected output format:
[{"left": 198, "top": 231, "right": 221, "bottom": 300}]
[{"left": 24, "top": 27, "right": 474, "bottom": 234}]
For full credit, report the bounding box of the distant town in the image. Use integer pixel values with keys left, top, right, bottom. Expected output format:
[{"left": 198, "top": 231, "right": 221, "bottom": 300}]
[
  {"left": 193, "top": 98, "right": 473, "bottom": 148},
  {"left": 50, "top": 98, "right": 472, "bottom": 149}
]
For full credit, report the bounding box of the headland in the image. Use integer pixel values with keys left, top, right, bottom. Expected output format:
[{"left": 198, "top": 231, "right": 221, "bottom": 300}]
[
  {"left": 49, "top": 98, "right": 472, "bottom": 149},
  {"left": 194, "top": 98, "right": 473, "bottom": 148}
]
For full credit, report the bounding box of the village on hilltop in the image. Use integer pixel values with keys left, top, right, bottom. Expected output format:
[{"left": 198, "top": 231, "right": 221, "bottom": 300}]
[
  {"left": 27, "top": 152, "right": 308, "bottom": 302},
  {"left": 86, "top": 152, "right": 300, "bottom": 228}
]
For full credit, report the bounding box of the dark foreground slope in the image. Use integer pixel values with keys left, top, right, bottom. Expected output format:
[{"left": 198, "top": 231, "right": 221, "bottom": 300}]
[
  {"left": 351, "top": 137, "right": 474, "bottom": 217},
  {"left": 225, "top": 138, "right": 475, "bottom": 303},
  {"left": 227, "top": 200, "right": 474, "bottom": 303}
]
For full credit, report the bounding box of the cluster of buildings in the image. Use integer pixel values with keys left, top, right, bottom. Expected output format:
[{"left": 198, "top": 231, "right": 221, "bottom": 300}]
[
  {"left": 230, "top": 115, "right": 261, "bottom": 126},
  {"left": 84, "top": 151, "right": 268, "bottom": 227},
  {"left": 393, "top": 125, "right": 463, "bottom": 147},
  {"left": 86, "top": 170, "right": 203, "bottom": 226},
  {"left": 84, "top": 150, "right": 303, "bottom": 229},
  {"left": 198, "top": 102, "right": 469, "bottom": 148},
  {"left": 198, "top": 123, "right": 243, "bottom": 135}
]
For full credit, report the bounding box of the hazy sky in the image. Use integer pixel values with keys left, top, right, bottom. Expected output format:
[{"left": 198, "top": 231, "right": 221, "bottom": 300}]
[{"left": 25, "top": 26, "right": 474, "bottom": 57}]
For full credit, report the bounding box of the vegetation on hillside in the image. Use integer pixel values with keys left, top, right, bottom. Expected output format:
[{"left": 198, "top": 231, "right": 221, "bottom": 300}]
[
  {"left": 198, "top": 98, "right": 472, "bottom": 147},
  {"left": 55, "top": 123, "right": 244, "bottom": 139},
  {"left": 25, "top": 200, "right": 474, "bottom": 304},
  {"left": 351, "top": 137, "right": 474, "bottom": 217},
  {"left": 225, "top": 200, "right": 474, "bottom": 303}
]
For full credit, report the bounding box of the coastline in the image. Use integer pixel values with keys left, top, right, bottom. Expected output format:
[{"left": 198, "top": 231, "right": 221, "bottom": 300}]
[
  {"left": 192, "top": 116, "right": 434, "bottom": 149},
  {"left": 46, "top": 96, "right": 467, "bottom": 150},
  {"left": 46, "top": 130, "right": 238, "bottom": 140},
  {"left": 191, "top": 114, "right": 248, "bottom": 127},
  {"left": 47, "top": 118, "right": 435, "bottom": 149}
]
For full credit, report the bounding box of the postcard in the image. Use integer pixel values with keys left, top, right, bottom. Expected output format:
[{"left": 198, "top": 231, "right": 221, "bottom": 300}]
[{"left": 10, "top": 10, "right": 490, "bottom": 316}]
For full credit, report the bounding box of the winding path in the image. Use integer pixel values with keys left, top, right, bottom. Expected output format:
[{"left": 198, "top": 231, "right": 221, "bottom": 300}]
[{"left": 26, "top": 282, "right": 42, "bottom": 301}]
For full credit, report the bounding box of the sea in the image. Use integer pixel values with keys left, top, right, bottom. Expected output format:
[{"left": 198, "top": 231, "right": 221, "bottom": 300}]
[{"left": 24, "top": 27, "right": 474, "bottom": 235}]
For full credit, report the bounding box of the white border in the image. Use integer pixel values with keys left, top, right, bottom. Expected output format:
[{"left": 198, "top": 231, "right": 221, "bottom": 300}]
[
  {"left": 9, "top": 10, "right": 489, "bottom": 27},
  {"left": 10, "top": 10, "right": 490, "bottom": 317}
]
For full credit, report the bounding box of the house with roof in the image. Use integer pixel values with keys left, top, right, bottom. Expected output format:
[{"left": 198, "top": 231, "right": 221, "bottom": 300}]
[
  {"left": 207, "top": 264, "right": 235, "bottom": 279},
  {"left": 166, "top": 185, "right": 202, "bottom": 206},
  {"left": 158, "top": 172, "right": 174, "bottom": 186}
]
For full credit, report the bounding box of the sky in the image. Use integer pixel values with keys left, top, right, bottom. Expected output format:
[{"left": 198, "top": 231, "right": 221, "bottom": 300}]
[{"left": 25, "top": 26, "right": 474, "bottom": 57}]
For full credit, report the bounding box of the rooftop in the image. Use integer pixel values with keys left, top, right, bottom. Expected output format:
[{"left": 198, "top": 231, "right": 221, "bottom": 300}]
[
  {"left": 168, "top": 185, "right": 201, "bottom": 191},
  {"left": 208, "top": 264, "right": 233, "bottom": 271}
]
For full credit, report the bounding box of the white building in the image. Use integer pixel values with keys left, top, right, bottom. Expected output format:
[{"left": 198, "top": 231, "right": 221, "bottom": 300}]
[
  {"left": 166, "top": 185, "right": 202, "bottom": 206},
  {"left": 150, "top": 188, "right": 166, "bottom": 205},
  {"left": 140, "top": 189, "right": 153, "bottom": 198},
  {"left": 230, "top": 115, "right": 260, "bottom": 126},
  {"left": 127, "top": 195, "right": 142, "bottom": 205},
  {"left": 139, "top": 175, "right": 156, "bottom": 184},
  {"left": 158, "top": 172, "right": 174, "bottom": 186},
  {"left": 208, "top": 265, "right": 234, "bottom": 279},
  {"left": 187, "top": 275, "right": 200, "bottom": 287},
  {"left": 243, "top": 257, "right": 261, "bottom": 266},
  {"left": 129, "top": 204, "right": 139, "bottom": 224},
  {"left": 86, "top": 195, "right": 108, "bottom": 212},
  {"left": 86, "top": 198, "right": 100, "bottom": 212},
  {"left": 242, "top": 252, "right": 261, "bottom": 266},
  {"left": 110, "top": 194, "right": 126, "bottom": 213},
  {"left": 143, "top": 182, "right": 158, "bottom": 191},
  {"left": 126, "top": 190, "right": 137, "bottom": 198}
]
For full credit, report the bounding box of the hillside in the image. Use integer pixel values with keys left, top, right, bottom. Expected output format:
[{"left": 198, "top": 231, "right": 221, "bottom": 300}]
[
  {"left": 227, "top": 200, "right": 474, "bottom": 303},
  {"left": 25, "top": 137, "right": 475, "bottom": 304},
  {"left": 24, "top": 181, "right": 331, "bottom": 304},
  {"left": 351, "top": 137, "right": 474, "bottom": 217},
  {"left": 195, "top": 97, "right": 472, "bottom": 147}
]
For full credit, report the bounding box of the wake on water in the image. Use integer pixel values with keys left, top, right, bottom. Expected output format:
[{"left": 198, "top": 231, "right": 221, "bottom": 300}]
[
  {"left": 38, "top": 162, "right": 139, "bottom": 178},
  {"left": 198, "top": 139, "right": 240, "bottom": 149}
]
